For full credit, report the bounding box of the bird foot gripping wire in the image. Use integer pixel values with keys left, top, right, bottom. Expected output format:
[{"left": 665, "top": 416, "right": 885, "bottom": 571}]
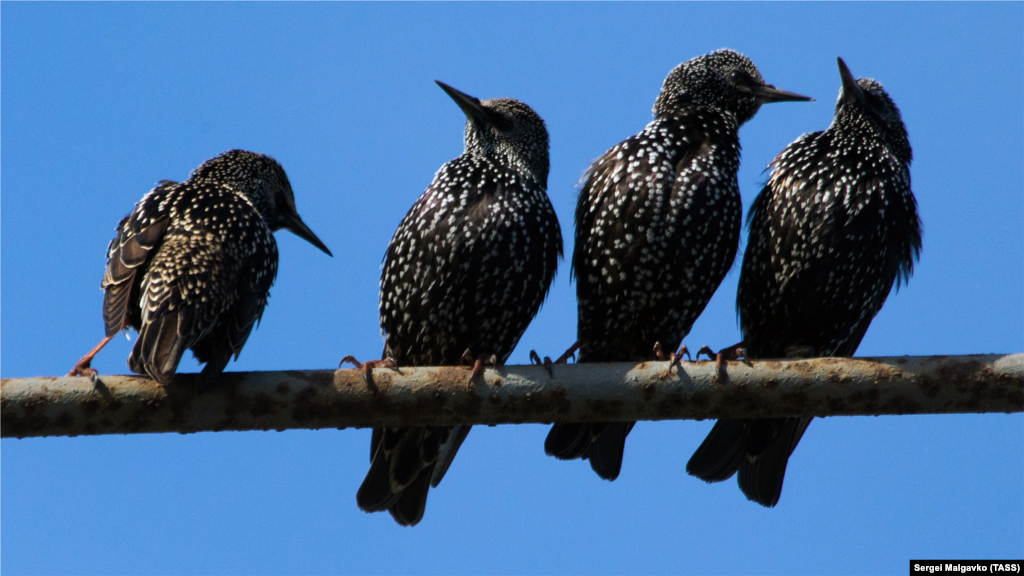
[
  {"left": 340, "top": 355, "right": 397, "bottom": 392},
  {"left": 654, "top": 342, "right": 691, "bottom": 376},
  {"left": 67, "top": 334, "right": 117, "bottom": 386},
  {"left": 461, "top": 350, "right": 500, "bottom": 388},
  {"left": 530, "top": 341, "right": 580, "bottom": 377},
  {"left": 696, "top": 342, "right": 748, "bottom": 382}
]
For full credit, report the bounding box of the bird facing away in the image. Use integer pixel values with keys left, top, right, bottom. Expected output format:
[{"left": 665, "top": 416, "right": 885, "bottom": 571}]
[
  {"left": 68, "top": 149, "right": 332, "bottom": 388},
  {"left": 687, "top": 57, "right": 921, "bottom": 507},
  {"left": 355, "top": 82, "right": 562, "bottom": 526},
  {"left": 544, "top": 49, "right": 812, "bottom": 481}
]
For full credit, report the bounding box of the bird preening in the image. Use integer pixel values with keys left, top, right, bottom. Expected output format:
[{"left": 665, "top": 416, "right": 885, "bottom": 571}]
[
  {"left": 68, "top": 150, "right": 332, "bottom": 389},
  {"left": 68, "top": 50, "right": 918, "bottom": 524}
]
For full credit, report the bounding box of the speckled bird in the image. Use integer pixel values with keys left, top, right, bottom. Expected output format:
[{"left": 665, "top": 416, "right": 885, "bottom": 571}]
[
  {"left": 355, "top": 82, "right": 562, "bottom": 526},
  {"left": 544, "top": 49, "right": 812, "bottom": 481},
  {"left": 687, "top": 58, "right": 921, "bottom": 507},
  {"left": 68, "top": 150, "right": 332, "bottom": 388}
]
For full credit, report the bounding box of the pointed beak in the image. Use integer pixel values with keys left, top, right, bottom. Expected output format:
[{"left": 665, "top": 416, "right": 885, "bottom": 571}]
[
  {"left": 282, "top": 212, "right": 332, "bottom": 256},
  {"left": 436, "top": 80, "right": 491, "bottom": 126},
  {"left": 837, "top": 57, "right": 866, "bottom": 106},
  {"left": 753, "top": 83, "right": 814, "bottom": 104}
]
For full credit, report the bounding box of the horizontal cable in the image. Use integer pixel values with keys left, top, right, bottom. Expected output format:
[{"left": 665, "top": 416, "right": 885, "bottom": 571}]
[{"left": 2, "top": 354, "right": 1021, "bottom": 439}]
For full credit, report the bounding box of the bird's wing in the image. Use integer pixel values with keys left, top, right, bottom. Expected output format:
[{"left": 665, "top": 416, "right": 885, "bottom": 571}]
[
  {"left": 129, "top": 186, "right": 275, "bottom": 385},
  {"left": 102, "top": 181, "right": 176, "bottom": 337},
  {"left": 741, "top": 134, "right": 918, "bottom": 358},
  {"left": 382, "top": 157, "right": 559, "bottom": 365},
  {"left": 575, "top": 118, "right": 738, "bottom": 361},
  {"left": 572, "top": 130, "right": 684, "bottom": 360},
  {"left": 190, "top": 223, "right": 279, "bottom": 387}
]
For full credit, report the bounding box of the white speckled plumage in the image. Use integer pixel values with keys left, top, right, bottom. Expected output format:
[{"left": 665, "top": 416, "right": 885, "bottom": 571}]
[
  {"left": 547, "top": 49, "right": 812, "bottom": 481},
  {"left": 100, "top": 150, "right": 329, "bottom": 387},
  {"left": 359, "top": 87, "right": 562, "bottom": 527},
  {"left": 688, "top": 58, "right": 922, "bottom": 508}
]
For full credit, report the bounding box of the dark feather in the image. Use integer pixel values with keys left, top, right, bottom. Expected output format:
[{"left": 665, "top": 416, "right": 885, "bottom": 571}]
[
  {"left": 357, "top": 439, "right": 404, "bottom": 513},
  {"left": 554, "top": 106, "right": 743, "bottom": 478},
  {"left": 689, "top": 69, "right": 920, "bottom": 507},
  {"left": 736, "top": 417, "right": 811, "bottom": 507},
  {"left": 686, "top": 419, "right": 750, "bottom": 483},
  {"left": 586, "top": 422, "right": 633, "bottom": 481},
  {"left": 97, "top": 152, "right": 298, "bottom": 389},
  {"left": 128, "top": 311, "right": 190, "bottom": 385},
  {"left": 431, "top": 425, "right": 471, "bottom": 488},
  {"left": 388, "top": 465, "right": 434, "bottom": 527},
  {"left": 544, "top": 423, "right": 591, "bottom": 460},
  {"left": 363, "top": 95, "right": 561, "bottom": 525}
]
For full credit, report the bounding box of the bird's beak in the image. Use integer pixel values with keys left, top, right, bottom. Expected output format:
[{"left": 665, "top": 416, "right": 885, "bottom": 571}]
[
  {"left": 837, "top": 57, "right": 866, "bottom": 107},
  {"left": 753, "top": 83, "right": 814, "bottom": 104},
  {"left": 282, "top": 212, "right": 332, "bottom": 256},
  {"left": 436, "top": 80, "right": 492, "bottom": 126}
]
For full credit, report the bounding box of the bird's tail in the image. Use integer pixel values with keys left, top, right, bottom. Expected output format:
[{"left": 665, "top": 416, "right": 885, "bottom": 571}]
[
  {"left": 128, "top": 312, "right": 190, "bottom": 385},
  {"left": 687, "top": 417, "right": 812, "bottom": 507},
  {"left": 431, "top": 425, "right": 472, "bottom": 487},
  {"left": 545, "top": 421, "right": 635, "bottom": 481},
  {"left": 357, "top": 426, "right": 465, "bottom": 527}
]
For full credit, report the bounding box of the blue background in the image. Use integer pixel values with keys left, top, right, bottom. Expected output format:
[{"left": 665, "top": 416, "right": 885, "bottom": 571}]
[{"left": 2, "top": 3, "right": 1022, "bottom": 574}]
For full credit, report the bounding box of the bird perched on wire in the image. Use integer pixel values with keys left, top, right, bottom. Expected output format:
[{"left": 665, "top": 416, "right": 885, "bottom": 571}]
[
  {"left": 68, "top": 150, "right": 332, "bottom": 389},
  {"left": 348, "top": 82, "right": 562, "bottom": 526},
  {"left": 543, "top": 49, "right": 811, "bottom": 481},
  {"left": 687, "top": 57, "right": 921, "bottom": 507}
]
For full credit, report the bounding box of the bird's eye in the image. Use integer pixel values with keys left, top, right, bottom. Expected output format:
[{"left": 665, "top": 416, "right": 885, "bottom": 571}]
[{"left": 728, "top": 70, "right": 757, "bottom": 91}]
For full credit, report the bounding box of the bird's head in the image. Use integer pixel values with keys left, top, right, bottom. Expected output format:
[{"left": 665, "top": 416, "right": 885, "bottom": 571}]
[
  {"left": 191, "top": 150, "right": 332, "bottom": 256},
  {"left": 654, "top": 49, "right": 812, "bottom": 125},
  {"left": 833, "top": 57, "right": 912, "bottom": 164},
  {"left": 436, "top": 81, "right": 550, "bottom": 185}
]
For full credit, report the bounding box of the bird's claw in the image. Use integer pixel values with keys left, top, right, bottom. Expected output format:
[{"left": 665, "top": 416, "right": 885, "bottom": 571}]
[
  {"left": 696, "top": 345, "right": 717, "bottom": 362},
  {"left": 67, "top": 362, "right": 98, "bottom": 379},
  {"left": 340, "top": 354, "right": 363, "bottom": 370},
  {"left": 531, "top": 341, "right": 578, "bottom": 378},
  {"left": 696, "top": 342, "right": 747, "bottom": 382},
  {"left": 339, "top": 355, "right": 396, "bottom": 390},
  {"left": 68, "top": 334, "right": 118, "bottom": 379},
  {"left": 677, "top": 344, "right": 692, "bottom": 362},
  {"left": 653, "top": 342, "right": 667, "bottom": 361},
  {"left": 553, "top": 341, "right": 580, "bottom": 365},
  {"left": 463, "top": 350, "right": 500, "bottom": 388},
  {"left": 654, "top": 342, "right": 690, "bottom": 376},
  {"left": 530, "top": 350, "right": 555, "bottom": 377}
]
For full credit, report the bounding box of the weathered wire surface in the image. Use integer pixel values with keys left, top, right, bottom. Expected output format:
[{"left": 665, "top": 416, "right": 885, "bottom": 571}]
[{"left": 2, "top": 354, "right": 1021, "bottom": 439}]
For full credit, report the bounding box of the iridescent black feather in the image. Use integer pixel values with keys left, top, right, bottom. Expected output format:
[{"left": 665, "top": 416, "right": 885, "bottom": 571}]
[
  {"left": 687, "top": 58, "right": 921, "bottom": 507},
  {"left": 357, "top": 84, "right": 562, "bottom": 526},
  {"left": 545, "top": 49, "right": 811, "bottom": 480}
]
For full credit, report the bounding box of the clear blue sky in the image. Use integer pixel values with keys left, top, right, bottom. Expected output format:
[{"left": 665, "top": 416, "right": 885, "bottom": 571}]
[{"left": 2, "top": 3, "right": 1022, "bottom": 575}]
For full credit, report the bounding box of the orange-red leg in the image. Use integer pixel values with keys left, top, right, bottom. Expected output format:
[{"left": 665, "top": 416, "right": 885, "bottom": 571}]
[
  {"left": 462, "top": 349, "right": 499, "bottom": 387},
  {"left": 655, "top": 342, "right": 692, "bottom": 376},
  {"left": 697, "top": 341, "right": 748, "bottom": 381},
  {"left": 340, "top": 355, "right": 397, "bottom": 391},
  {"left": 68, "top": 335, "right": 116, "bottom": 378}
]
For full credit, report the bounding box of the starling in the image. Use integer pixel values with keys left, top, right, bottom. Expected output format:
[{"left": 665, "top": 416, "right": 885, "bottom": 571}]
[
  {"left": 544, "top": 49, "right": 811, "bottom": 481},
  {"left": 68, "top": 150, "right": 332, "bottom": 388},
  {"left": 687, "top": 57, "right": 922, "bottom": 507},
  {"left": 353, "top": 82, "right": 562, "bottom": 526}
]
